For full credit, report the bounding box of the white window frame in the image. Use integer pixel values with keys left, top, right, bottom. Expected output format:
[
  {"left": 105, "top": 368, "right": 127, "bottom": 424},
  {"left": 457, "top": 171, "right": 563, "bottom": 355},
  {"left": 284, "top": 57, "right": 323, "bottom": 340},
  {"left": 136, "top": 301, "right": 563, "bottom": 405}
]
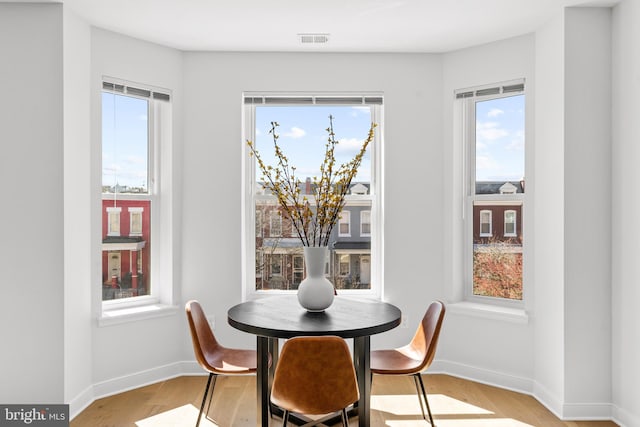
[
  {"left": 504, "top": 210, "right": 517, "bottom": 237},
  {"left": 98, "top": 78, "right": 176, "bottom": 324},
  {"left": 242, "top": 93, "right": 383, "bottom": 300},
  {"left": 339, "top": 210, "right": 351, "bottom": 237},
  {"left": 459, "top": 80, "right": 525, "bottom": 308}
]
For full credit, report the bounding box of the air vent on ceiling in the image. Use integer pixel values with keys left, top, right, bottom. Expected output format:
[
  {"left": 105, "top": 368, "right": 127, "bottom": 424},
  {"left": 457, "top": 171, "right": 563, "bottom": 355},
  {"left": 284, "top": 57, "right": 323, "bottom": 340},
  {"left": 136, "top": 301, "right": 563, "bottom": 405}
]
[{"left": 298, "top": 33, "right": 330, "bottom": 44}]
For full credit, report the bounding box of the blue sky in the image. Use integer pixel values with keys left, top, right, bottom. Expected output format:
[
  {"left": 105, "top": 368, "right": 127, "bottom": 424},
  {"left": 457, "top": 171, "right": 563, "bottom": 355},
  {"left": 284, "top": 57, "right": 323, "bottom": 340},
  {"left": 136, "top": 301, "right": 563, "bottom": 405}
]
[
  {"left": 475, "top": 94, "right": 525, "bottom": 182},
  {"left": 102, "top": 93, "right": 149, "bottom": 191},
  {"left": 254, "top": 106, "right": 373, "bottom": 183}
]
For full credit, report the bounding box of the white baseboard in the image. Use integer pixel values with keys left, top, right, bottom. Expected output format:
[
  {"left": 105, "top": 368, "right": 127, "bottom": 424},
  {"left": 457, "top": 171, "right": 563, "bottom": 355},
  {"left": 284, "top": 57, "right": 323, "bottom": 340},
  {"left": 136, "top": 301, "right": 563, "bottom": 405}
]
[
  {"left": 562, "top": 402, "right": 613, "bottom": 420},
  {"left": 68, "top": 385, "right": 95, "bottom": 421},
  {"left": 68, "top": 358, "right": 629, "bottom": 425},
  {"left": 532, "top": 380, "right": 564, "bottom": 419},
  {"left": 613, "top": 404, "right": 640, "bottom": 427},
  {"left": 433, "top": 359, "right": 615, "bottom": 422},
  {"left": 429, "top": 359, "right": 534, "bottom": 394},
  {"left": 92, "top": 362, "right": 184, "bottom": 399},
  {"left": 69, "top": 361, "right": 207, "bottom": 420}
]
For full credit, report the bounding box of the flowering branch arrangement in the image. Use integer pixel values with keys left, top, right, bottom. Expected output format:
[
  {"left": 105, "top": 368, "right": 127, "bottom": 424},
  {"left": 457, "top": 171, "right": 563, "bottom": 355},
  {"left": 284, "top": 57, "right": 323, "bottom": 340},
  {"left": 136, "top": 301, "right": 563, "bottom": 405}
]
[{"left": 248, "top": 115, "right": 376, "bottom": 247}]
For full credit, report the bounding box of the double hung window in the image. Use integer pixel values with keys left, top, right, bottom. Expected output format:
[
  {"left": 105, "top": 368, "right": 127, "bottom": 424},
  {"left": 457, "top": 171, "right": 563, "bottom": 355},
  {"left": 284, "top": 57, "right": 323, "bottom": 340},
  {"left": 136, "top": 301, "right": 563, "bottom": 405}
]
[
  {"left": 101, "top": 79, "right": 171, "bottom": 304},
  {"left": 458, "top": 80, "right": 525, "bottom": 302},
  {"left": 244, "top": 94, "right": 383, "bottom": 297}
]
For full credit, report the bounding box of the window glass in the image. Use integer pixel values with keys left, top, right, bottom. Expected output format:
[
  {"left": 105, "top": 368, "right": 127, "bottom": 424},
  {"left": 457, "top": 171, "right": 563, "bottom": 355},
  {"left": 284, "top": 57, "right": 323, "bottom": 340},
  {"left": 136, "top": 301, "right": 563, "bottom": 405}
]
[
  {"left": 339, "top": 211, "right": 351, "bottom": 236},
  {"left": 249, "top": 103, "right": 378, "bottom": 292},
  {"left": 101, "top": 92, "right": 151, "bottom": 301},
  {"left": 470, "top": 92, "right": 524, "bottom": 301}
]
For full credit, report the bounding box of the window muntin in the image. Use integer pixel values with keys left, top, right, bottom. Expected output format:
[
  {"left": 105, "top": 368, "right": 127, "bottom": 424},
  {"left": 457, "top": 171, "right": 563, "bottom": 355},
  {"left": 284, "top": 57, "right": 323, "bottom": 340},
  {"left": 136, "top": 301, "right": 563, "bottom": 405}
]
[
  {"left": 462, "top": 84, "right": 524, "bottom": 302},
  {"left": 245, "top": 96, "right": 382, "bottom": 296}
]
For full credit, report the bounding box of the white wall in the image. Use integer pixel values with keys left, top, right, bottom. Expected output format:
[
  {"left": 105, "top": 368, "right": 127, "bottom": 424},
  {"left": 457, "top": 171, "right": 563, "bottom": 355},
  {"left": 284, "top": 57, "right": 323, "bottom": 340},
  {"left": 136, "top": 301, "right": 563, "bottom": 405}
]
[
  {"left": 180, "top": 52, "right": 444, "bottom": 352},
  {"left": 63, "top": 5, "right": 93, "bottom": 414},
  {"left": 563, "top": 7, "right": 612, "bottom": 417},
  {"left": 440, "top": 34, "right": 536, "bottom": 390},
  {"left": 534, "top": 7, "right": 614, "bottom": 420},
  {"left": 533, "top": 11, "right": 567, "bottom": 414},
  {"left": 89, "top": 28, "right": 185, "bottom": 391},
  {"left": 4, "top": 4, "right": 636, "bottom": 424},
  {"left": 0, "top": 3, "right": 65, "bottom": 403},
  {"left": 611, "top": 1, "right": 640, "bottom": 425}
]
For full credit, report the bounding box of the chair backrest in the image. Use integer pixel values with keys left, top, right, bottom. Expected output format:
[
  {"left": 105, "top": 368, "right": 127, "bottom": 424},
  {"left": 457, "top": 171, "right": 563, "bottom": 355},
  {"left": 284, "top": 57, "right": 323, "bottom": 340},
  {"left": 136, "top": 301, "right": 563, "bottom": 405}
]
[
  {"left": 185, "top": 300, "right": 221, "bottom": 371},
  {"left": 409, "top": 300, "right": 446, "bottom": 372},
  {"left": 270, "top": 336, "right": 359, "bottom": 416}
]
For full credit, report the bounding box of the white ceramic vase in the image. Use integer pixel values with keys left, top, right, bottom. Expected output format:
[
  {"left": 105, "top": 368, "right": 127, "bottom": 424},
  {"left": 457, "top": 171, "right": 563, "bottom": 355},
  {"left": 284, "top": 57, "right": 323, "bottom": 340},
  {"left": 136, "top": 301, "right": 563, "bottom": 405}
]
[{"left": 297, "top": 246, "right": 335, "bottom": 312}]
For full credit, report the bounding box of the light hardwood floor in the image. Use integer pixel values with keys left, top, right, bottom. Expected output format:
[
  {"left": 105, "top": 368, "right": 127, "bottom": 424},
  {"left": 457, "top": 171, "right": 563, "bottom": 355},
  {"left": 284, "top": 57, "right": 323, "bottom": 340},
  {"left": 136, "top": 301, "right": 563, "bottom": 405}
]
[{"left": 71, "top": 374, "right": 618, "bottom": 427}]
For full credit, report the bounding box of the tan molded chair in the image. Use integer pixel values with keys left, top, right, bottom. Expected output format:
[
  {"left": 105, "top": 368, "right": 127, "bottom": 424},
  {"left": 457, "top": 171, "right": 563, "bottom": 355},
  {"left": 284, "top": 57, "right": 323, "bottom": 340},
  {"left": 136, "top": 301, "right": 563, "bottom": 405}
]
[
  {"left": 370, "top": 301, "right": 446, "bottom": 426},
  {"left": 271, "top": 336, "right": 359, "bottom": 427},
  {"left": 185, "top": 300, "right": 258, "bottom": 427}
]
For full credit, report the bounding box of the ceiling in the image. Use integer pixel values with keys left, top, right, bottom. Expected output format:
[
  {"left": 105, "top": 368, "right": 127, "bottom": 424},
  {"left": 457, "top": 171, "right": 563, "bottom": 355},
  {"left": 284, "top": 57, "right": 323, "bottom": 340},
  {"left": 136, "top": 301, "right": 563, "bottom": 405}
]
[{"left": 54, "top": 0, "right": 617, "bottom": 53}]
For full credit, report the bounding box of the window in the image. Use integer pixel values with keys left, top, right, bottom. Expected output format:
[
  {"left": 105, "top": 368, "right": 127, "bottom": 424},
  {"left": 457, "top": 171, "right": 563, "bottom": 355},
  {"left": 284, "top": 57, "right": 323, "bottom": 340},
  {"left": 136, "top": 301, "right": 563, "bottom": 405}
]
[
  {"left": 256, "top": 210, "right": 263, "bottom": 237},
  {"left": 244, "top": 94, "right": 383, "bottom": 296},
  {"left": 458, "top": 80, "right": 525, "bottom": 302},
  {"left": 479, "top": 210, "right": 492, "bottom": 237},
  {"left": 269, "top": 211, "right": 282, "bottom": 237},
  {"left": 271, "top": 254, "right": 283, "bottom": 275},
  {"left": 504, "top": 210, "right": 517, "bottom": 237},
  {"left": 129, "top": 207, "right": 143, "bottom": 236},
  {"left": 101, "top": 80, "right": 171, "bottom": 304},
  {"left": 339, "top": 254, "right": 350, "bottom": 276},
  {"left": 107, "top": 207, "right": 121, "bottom": 236},
  {"left": 361, "top": 211, "right": 371, "bottom": 236},
  {"left": 339, "top": 210, "right": 351, "bottom": 237}
]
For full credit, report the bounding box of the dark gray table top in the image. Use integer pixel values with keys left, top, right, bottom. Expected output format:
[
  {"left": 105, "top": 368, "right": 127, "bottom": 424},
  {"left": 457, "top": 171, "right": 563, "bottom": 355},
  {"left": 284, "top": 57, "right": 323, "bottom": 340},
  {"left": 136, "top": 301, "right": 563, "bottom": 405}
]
[{"left": 228, "top": 295, "right": 401, "bottom": 339}]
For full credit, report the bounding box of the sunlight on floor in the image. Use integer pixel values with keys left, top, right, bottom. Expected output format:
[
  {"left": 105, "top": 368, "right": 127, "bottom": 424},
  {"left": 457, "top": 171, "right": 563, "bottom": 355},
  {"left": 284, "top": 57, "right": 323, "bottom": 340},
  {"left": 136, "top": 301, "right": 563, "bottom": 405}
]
[
  {"left": 371, "top": 394, "right": 534, "bottom": 427},
  {"left": 135, "top": 404, "right": 219, "bottom": 427}
]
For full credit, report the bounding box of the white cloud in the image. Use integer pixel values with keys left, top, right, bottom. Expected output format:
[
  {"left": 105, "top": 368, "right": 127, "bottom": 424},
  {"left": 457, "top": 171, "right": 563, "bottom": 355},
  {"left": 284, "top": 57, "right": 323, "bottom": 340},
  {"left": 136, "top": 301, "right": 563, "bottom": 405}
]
[
  {"left": 487, "top": 108, "right": 504, "bottom": 118},
  {"left": 506, "top": 130, "right": 525, "bottom": 151},
  {"left": 350, "top": 106, "right": 370, "bottom": 117},
  {"left": 335, "top": 137, "right": 366, "bottom": 156},
  {"left": 282, "top": 127, "right": 306, "bottom": 138},
  {"left": 476, "top": 121, "right": 508, "bottom": 142},
  {"left": 476, "top": 155, "right": 499, "bottom": 172}
]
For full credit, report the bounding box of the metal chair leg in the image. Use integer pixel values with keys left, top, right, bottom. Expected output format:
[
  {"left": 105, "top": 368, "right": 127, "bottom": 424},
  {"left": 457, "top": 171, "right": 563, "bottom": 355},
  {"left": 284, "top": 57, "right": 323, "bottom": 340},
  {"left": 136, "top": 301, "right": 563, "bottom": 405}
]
[
  {"left": 282, "top": 409, "right": 290, "bottom": 427},
  {"left": 341, "top": 408, "right": 349, "bottom": 427},
  {"left": 196, "top": 373, "right": 214, "bottom": 427},
  {"left": 205, "top": 375, "right": 218, "bottom": 420},
  {"left": 414, "top": 373, "right": 435, "bottom": 426}
]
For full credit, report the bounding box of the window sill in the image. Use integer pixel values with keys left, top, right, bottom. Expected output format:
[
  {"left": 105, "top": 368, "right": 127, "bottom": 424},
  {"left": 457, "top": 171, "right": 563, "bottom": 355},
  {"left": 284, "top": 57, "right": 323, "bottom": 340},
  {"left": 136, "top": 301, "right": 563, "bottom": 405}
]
[
  {"left": 447, "top": 301, "right": 528, "bottom": 324},
  {"left": 98, "top": 303, "right": 180, "bottom": 327}
]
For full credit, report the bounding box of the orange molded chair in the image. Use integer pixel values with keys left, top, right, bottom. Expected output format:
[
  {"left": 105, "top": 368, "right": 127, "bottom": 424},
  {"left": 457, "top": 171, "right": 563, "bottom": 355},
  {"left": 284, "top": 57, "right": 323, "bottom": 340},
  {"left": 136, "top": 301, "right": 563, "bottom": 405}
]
[
  {"left": 370, "top": 300, "right": 446, "bottom": 426},
  {"left": 185, "top": 300, "right": 258, "bottom": 427},
  {"left": 271, "top": 336, "right": 359, "bottom": 427}
]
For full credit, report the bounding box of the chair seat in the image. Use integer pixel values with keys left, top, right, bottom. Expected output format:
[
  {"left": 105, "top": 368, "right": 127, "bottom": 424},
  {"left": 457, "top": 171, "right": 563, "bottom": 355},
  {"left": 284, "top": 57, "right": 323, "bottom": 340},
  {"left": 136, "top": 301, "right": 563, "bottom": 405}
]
[
  {"left": 370, "top": 345, "right": 424, "bottom": 375},
  {"left": 204, "top": 346, "right": 258, "bottom": 374}
]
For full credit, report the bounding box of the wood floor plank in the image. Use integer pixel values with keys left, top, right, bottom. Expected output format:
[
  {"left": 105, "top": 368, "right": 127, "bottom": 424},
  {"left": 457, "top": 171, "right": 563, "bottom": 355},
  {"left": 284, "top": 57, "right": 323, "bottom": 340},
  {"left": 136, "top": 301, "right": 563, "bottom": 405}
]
[{"left": 70, "top": 374, "right": 619, "bottom": 427}]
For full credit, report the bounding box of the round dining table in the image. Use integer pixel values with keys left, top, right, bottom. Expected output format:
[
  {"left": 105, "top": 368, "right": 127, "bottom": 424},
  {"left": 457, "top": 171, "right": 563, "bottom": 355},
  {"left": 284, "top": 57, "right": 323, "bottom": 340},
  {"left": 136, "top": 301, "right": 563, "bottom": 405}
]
[{"left": 228, "top": 295, "right": 402, "bottom": 427}]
